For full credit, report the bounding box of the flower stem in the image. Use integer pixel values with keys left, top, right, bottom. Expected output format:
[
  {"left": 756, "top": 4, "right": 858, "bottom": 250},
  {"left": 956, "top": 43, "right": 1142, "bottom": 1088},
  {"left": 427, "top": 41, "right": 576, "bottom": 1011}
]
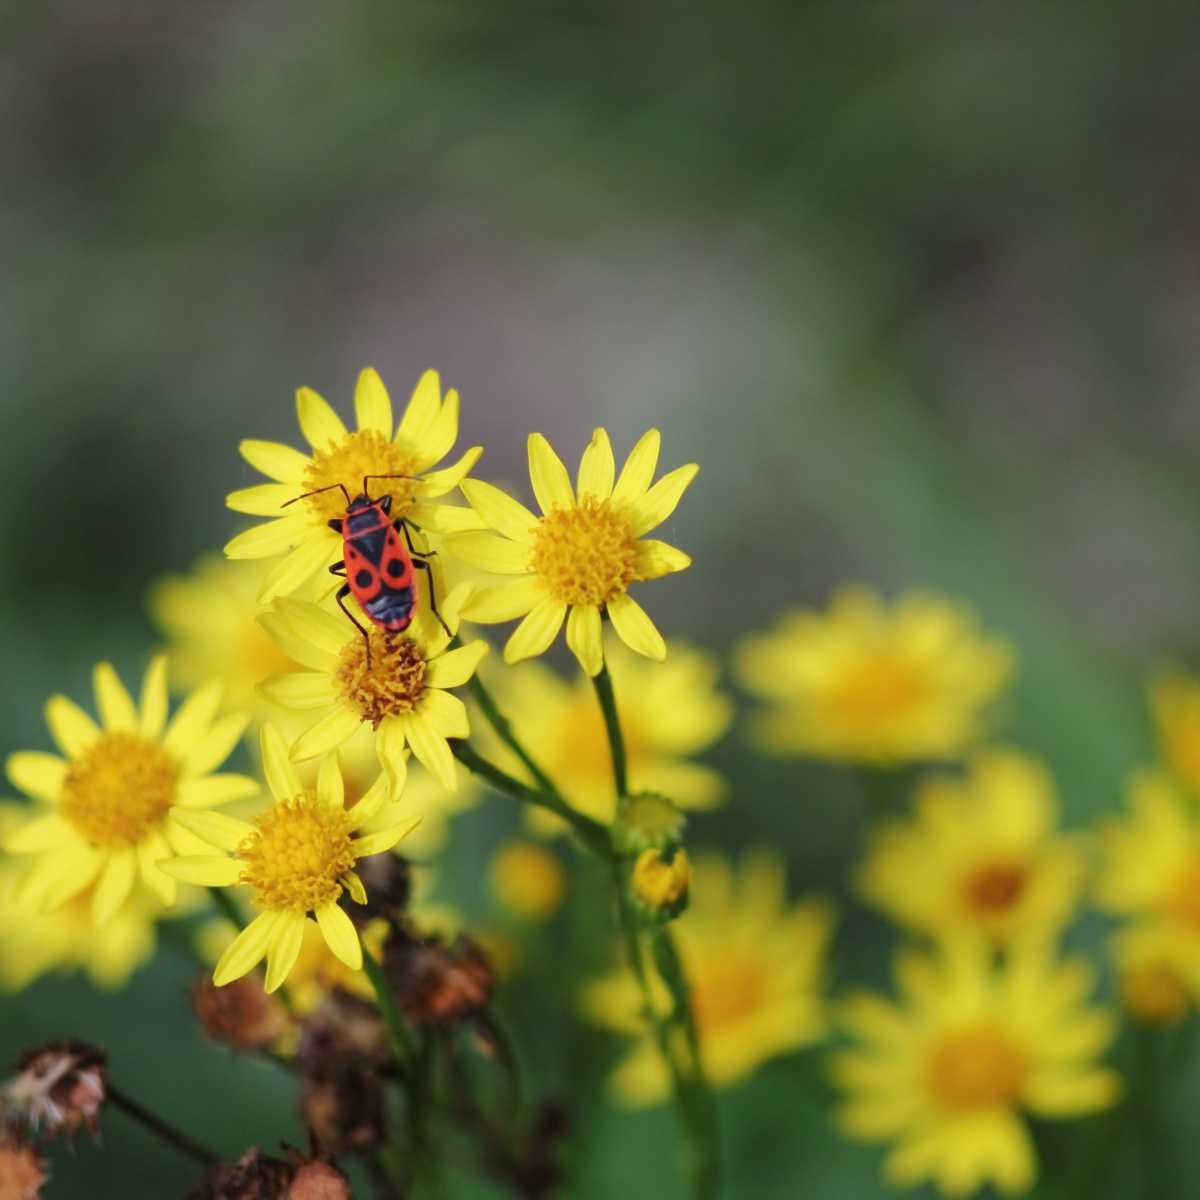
[
  {"left": 465, "top": 673, "right": 559, "bottom": 797},
  {"left": 107, "top": 1082, "right": 220, "bottom": 1167},
  {"left": 591, "top": 662, "right": 628, "bottom": 797},
  {"left": 362, "top": 945, "right": 416, "bottom": 1079}
]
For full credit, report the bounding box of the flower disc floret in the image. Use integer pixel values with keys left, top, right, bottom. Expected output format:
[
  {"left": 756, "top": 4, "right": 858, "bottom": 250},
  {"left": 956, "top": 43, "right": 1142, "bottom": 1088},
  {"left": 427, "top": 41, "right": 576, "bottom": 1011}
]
[
  {"left": 530, "top": 498, "right": 638, "bottom": 608},
  {"left": 61, "top": 734, "right": 178, "bottom": 848},
  {"left": 238, "top": 796, "right": 356, "bottom": 913},
  {"left": 303, "top": 430, "right": 418, "bottom": 524},
  {"left": 929, "top": 1025, "right": 1026, "bottom": 1112},
  {"left": 337, "top": 634, "right": 427, "bottom": 728}
]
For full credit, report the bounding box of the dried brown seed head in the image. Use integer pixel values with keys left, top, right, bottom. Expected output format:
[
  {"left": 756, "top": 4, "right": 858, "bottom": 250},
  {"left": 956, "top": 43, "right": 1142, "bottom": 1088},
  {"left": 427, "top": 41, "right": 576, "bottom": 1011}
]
[
  {"left": 193, "top": 975, "right": 288, "bottom": 1052},
  {"left": 9, "top": 1043, "right": 107, "bottom": 1141},
  {"left": 0, "top": 1134, "right": 48, "bottom": 1199}
]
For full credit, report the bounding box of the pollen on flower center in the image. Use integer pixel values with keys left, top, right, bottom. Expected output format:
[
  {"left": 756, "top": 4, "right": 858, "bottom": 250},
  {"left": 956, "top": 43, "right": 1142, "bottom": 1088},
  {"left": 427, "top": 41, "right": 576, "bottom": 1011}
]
[
  {"left": 928, "top": 1025, "right": 1026, "bottom": 1112},
  {"left": 691, "top": 958, "right": 766, "bottom": 1033},
  {"left": 530, "top": 498, "right": 638, "bottom": 608},
  {"left": 337, "top": 631, "right": 427, "bottom": 728},
  {"left": 238, "top": 795, "right": 356, "bottom": 912},
  {"left": 832, "top": 656, "right": 926, "bottom": 721},
  {"left": 60, "top": 733, "right": 178, "bottom": 847},
  {"left": 303, "top": 430, "right": 418, "bottom": 524},
  {"left": 963, "top": 860, "right": 1028, "bottom": 915}
]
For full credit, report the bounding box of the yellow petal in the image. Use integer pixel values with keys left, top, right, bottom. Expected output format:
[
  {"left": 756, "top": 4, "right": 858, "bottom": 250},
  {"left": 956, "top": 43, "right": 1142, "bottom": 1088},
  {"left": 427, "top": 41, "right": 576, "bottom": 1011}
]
[
  {"left": 460, "top": 576, "right": 544, "bottom": 623},
  {"left": 374, "top": 720, "right": 411, "bottom": 794},
  {"left": 240, "top": 439, "right": 310, "bottom": 483},
  {"left": 161, "top": 855, "right": 242, "bottom": 886},
  {"left": 415, "top": 445, "right": 483, "bottom": 499},
  {"left": 223, "top": 513, "right": 310, "bottom": 560},
  {"left": 400, "top": 711, "right": 456, "bottom": 790},
  {"left": 444, "top": 532, "right": 532, "bottom": 574},
  {"left": 171, "top": 808, "right": 255, "bottom": 852},
  {"left": 290, "top": 706, "right": 362, "bottom": 763},
  {"left": 503, "top": 597, "right": 567, "bottom": 664},
  {"left": 182, "top": 713, "right": 248, "bottom": 776},
  {"left": 4, "top": 814, "right": 71, "bottom": 854},
  {"left": 527, "top": 433, "right": 574, "bottom": 514},
  {"left": 459, "top": 479, "right": 538, "bottom": 544},
  {"left": 93, "top": 662, "right": 138, "bottom": 732},
  {"left": 341, "top": 870, "right": 368, "bottom": 904},
  {"left": 226, "top": 483, "right": 297, "bottom": 516},
  {"left": 274, "top": 598, "right": 351, "bottom": 657},
  {"left": 418, "top": 689, "right": 469, "bottom": 739},
  {"left": 316, "top": 902, "right": 362, "bottom": 969},
  {"left": 635, "top": 539, "right": 692, "bottom": 580},
  {"left": 260, "top": 722, "right": 302, "bottom": 801},
  {"left": 627, "top": 463, "right": 699, "bottom": 537},
  {"left": 139, "top": 655, "right": 169, "bottom": 738},
  {"left": 258, "top": 535, "right": 339, "bottom": 604},
  {"left": 577, "top": 428, "right": 615, "bottom": 500},
  {"left": 612, "top": 429, "right": 661, "bottom": 505},
  {"left": 176, "top": 773, "right": 259, "bottom": 808},
  {"left": 258, "top": 672, "right": 339, "bottom": 711},
  {"left": 354, "top": 817, "right": 421, "bottom": 858},
  {"left": 19, "top": 843, "right": 101, "bottom": 911},
  {"left": 408, "top": 501, "right": 484, "bottom": 534},
  {"left": 607, "top": 593, "right": 666, "bottom": 661},
  {"left": 425, "top": 640, "right": 489, "bottom": 690},
  {"left": 91, "top": 849, "right": 137, "bottom": 927},
  {"left": 317, "top": 752, "right": 344, "bottom": 809},
  {"left": 6, "top": 752, "right": 67, "bottom": 802},
  {"left": 163, "top": 680, "right": 224, "bottom": 759},
  {"left": 296, "top": 386, "right": 348, "bottom": 450},
  {"left": 264, "top": 911, "right": 307, "bottom": 993},
  {"left": 412, "top": 387, "right": 460, "bottom": 471},
  {"left": 137, "top": 832, "right": 177, "bottom": 905},
  {"left": 45, "top": 695, "right": 100, "bottom": 758},
  {"left": 214, "top": 910, "right": 280, "bottom": 986},
  {"left": 346, "top": 770, "right": 393, "bottom": 830},
  {"left": 566, "top": 605, "right": 604, "bottom": 676},
  {"left": 397, "top": 369, "right": 442, "bottom": 444},
  {"left": 257, "top": 614, "right": 338, "bottom": 674},
  {"left": 355, "top": 367, "right": 393, "bottom": 436}
]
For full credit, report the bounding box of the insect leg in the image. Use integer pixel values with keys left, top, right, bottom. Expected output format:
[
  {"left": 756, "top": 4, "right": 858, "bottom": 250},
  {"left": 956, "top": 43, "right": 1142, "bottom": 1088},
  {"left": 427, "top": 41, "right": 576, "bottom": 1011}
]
[
  {"left": 335, "top": 584, "right": 373, "bottom": 668},
  {"left": 410, "top": 556, "right": 452, "bottom": 637},
  {"left": 395, "top": 519, "right": 437, "bottom": 558}
]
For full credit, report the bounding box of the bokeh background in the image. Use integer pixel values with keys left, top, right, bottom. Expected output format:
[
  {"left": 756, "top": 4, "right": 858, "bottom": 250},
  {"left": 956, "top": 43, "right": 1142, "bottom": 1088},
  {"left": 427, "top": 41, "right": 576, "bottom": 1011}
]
[{"left": 4, "top": 3, "right": 1200, "bottom": 1195}]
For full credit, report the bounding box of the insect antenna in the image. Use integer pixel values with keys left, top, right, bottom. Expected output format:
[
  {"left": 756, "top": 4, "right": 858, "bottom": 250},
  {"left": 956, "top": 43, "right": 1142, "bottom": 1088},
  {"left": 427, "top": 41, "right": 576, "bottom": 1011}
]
[
  {"left": 281, "top": 482, "right": 352, "bottom": 509},
  {"left": 362, "top": 473, "right": 421, "bottom": 500}
]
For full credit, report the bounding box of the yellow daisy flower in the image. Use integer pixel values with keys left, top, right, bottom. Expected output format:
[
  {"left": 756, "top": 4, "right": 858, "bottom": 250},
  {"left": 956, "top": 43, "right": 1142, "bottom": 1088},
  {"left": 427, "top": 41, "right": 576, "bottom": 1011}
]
[
  {"left": 449, "top": 428, "right": 697, "bottom": 676},
  {"left": 256, "top": 590, "right": 488, "bottom": 791},
  {"left": 833, "top": 939, "right": 1119, "bottom": 1198},
  {"left": 161, "top": 724, "right": 417, "bottom": 993},
  {"left": 2, "top": 658, "right": 256, "bottom": 924},
  {"left": 148, "top": 555, "right": 302, "bottom": 725},
  {"left": 1112, "top": 921, "right": 1200, "bottom": 1026},
  {"left": 735, "top": 587, "right": 1013, "bottom": 765},
  {"left": 225, "top": 367, "right": 483, "bottom": 604},
  {"left": 482, "top": 637, "right": 731, "bottom": 829},
  {"left": 857, "top": 749, "right": 1085, "bottom": 946},
  {"left": 1148, "top": 670, "right": 1200, "bottom": 794},
  {"left": 581, "top": 851, "right": 833, "bottom": 1105},
  {"left": 1095, "top": 769, "right": 1200, "bottom": 938}
]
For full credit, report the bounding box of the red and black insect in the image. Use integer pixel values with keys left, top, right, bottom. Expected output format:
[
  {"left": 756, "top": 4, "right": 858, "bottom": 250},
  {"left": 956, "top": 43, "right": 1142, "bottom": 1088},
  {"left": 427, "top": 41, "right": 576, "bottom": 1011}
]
[{"left": 282, "top": 474, "right": 449, "bottom": 663}]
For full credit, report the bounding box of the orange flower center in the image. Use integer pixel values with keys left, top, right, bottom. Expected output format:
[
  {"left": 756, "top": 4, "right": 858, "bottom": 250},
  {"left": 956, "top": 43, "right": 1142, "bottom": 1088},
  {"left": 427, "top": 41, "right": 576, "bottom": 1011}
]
[
  {"left": 1169, "top": 855, "right": 1200, "bottom": 929},
  {"left": 1122, "top": 963, "right": 1192, "bottom": 1025},
  {"left": 530, "top": 498, "right": 638, "bottom": 608},
  {"left": 928, "top": 1025, "right": 1026, "bottom": 1112},
  {"left": 962, "top": 860, "right": 1028, "bottom": 917},
  {"left": 61, "top": 733, "right": 177, "bottom": 847},
  {"left": 337, "top": 632, "right": 427, "bottom": 728},
  {"left": 832, "top": 655, "right": 926, "bottom": 723},
  {"left": 302, "top": 429, "right": 419, "bottom": 524},
  {"left": 691, "top": 957, "right": 767, "bottom": 1034}
]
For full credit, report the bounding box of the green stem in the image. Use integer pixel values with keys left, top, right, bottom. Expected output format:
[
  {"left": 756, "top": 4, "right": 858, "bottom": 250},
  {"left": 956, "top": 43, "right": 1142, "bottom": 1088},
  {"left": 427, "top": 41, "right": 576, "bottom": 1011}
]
[
  {"left": 591, "top": 661, "right": 628, "bottom": 797},
  {"left": 362, "top": 945, "right": 416, "bottom": 1079},
  {"left": 465, "top": 673, "right": 559, "bottom": 797}
]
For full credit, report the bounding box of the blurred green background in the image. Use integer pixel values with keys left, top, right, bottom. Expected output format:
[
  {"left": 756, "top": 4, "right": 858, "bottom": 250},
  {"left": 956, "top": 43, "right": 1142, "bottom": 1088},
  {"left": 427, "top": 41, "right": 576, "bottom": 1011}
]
[{"left": 4, "top": 2, "right": 1200, "bottom": 1195}]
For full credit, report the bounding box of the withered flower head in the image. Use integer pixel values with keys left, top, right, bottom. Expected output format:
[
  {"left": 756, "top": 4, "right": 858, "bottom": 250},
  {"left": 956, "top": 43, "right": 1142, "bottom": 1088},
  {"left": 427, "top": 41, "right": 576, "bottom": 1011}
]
[
  {"left": 348, "top": 853, "right": 413, "bottom": 925},
  {"left": 193, "top": 975, "right": 288, "bottom": 1053},
  {"left": 387, "top": 930, "right": 495, "bottom": 1026},
  {"left": 287, "top": 1158, "right": 351, "bottom": 1200},
  {"left": 185, "top": 1147, "right": 347, "bottom": 1200},
  {"left": 8, "top": 1043, "right": 107, "bottom": 1141},
  {"left": 0, "top": 1133, "right": 48, "bottom": 1200}
]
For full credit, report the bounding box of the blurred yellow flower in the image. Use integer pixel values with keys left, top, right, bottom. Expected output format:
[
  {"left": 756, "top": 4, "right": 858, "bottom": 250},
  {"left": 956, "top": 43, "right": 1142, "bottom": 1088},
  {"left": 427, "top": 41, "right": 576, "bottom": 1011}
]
[
  {"left": 162, "top": 725, "right": 416, "bottom": 993},
  {"left": 631, "top": 847, "right": 691, "bottom": 915},
  {"left": 485, "top": 638, "right": 731, "bottom": 829},
  {"left": 833, "top": 939, "right": 1119, "bottom": 1198},
  {"left": 1112, "top": 922, "right": 1200, "bottom": 1026},
  {"left": 735, "top": 587, "right": 1012, "bottom": 765},
  {"left": 148, "top": 555, "right": 300, "bottom": 726},
  {"left": 490, "top": 840, "right": 565, "bottom": 920},
  {"left": 450, "top": 429, "right": 697, "bottom": 676},
  {"left": 857, "top": 750, "right": 1085, "bottom": 947},
  {"left": 1095, "top": 770, "right": 1200, "bottom": 937},
  {"left": 225, "top": 368, "right": 482, "bottom": 603},
  {"left": 1149, "top": 670, "right": 1200, "bottom": 794},
  {"left": 581, "top": 851, "right": 833, "bottom": 1105},
  {"left": 3, "top": 658, "right": 256, "bottom": 924},
  {"left": 257, "top": 592, "right": 488, "bottom": 792}
]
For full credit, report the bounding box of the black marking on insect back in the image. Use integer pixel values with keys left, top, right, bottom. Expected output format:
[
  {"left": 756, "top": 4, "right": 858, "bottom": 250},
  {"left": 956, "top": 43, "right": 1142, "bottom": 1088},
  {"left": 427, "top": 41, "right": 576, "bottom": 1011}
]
[
  {"left": 386, "top": 558, "right": 405, "bottom": 578},
  {"left": 355, "top": 569, "right": 373, "bottom": 589},
  {"left": 345, "top": 524, "right": 388, "bottom": 562}
]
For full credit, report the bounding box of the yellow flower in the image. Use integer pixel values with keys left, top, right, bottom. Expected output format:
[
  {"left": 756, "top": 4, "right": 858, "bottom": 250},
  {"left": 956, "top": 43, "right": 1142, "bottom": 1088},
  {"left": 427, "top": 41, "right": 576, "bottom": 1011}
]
[
  {"left": 483, "top": 638, "right": 730, "bottom": 828},
  {"left": 490, "top": 840, "right": 566, "bottom": 920},
  {"left": 1149, "top": 670, "right": 1200, "bottom": 794},
  {"left": 631, "top": 847, "right": 691, "bottom": 915},
  {"left": 735, "top": 587, "right": 1012, "bottom": 765},
  {"left": 162, "top": 724, "right": 417, "bottom": 993},
  {"left": 3, "top": 659, "right": 256, "bottom": 924},
  {"left": 581, "top": 851, "right": 833, "bottom": 1104},
  {"left": 1095, "top": 770, "right": 1200, "bottom": 938},
  {"left": 833, "top": 939, "right": 1119, "bottom": 1198},
  {"left": 1112, "top": 922, "right": 1200, "bottom": 1026},
  {"left": 257, "top": 591, "right": 488, "bottom": 792},
  {"left": 449, "top": 428, "right": 697, "bottom": 676},
  {"left": 148, "top": 555, "right": 302, "bottom": 726},
  {"left": 857, "top": 750, "right": 1085, "bottom": 947},
  {"left": 225, "top": 367, "right": 482, "bottom": 603}
]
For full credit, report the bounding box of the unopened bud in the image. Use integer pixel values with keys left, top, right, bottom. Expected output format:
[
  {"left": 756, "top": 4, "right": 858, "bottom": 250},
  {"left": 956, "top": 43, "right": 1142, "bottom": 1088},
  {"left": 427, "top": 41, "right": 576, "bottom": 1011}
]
[
  {"left": 630, "top": 848, "right": 690, "bottom": 921},
  {"left": 614, "top": 793, "right": 686, "bottom": 856}
]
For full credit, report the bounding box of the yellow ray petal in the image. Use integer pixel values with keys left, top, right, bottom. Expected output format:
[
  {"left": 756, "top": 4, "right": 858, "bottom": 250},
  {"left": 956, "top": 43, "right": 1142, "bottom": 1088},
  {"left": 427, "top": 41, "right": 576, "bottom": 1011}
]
[
  {"left": 264, "top": 911, "right": 307, "bottom": 993},
  {"left": 459, "top": 576, "right": 544, "bottom": 623},
  {"left": 628, "top": 463, "right": 699, "bottom": 537},
  {"left": 607, "top": 594, "right": 666, "bottom": 661},
  {"left": 6, "top": 752, "right": 67, "bottom": 803},
  {"left": 577, "top": 428, "right": 615, "bottom": 501},
  {"left": 260, "top": 722, "right": 303, "bottom": 800},
  {"left": 257, "top": 614, "right": 338, "bottom": 674},
  {"left": 354, "top": 817, "right": 421, "bottom": 858},
  {"left": 397, "top": 369, "right": 442, "bottom": 444},
  {"left": 412, "top": 387, "right": 460, "bottom": 471},
  {"left": 214, "top": 910, "right": 280, "bottom": 986},
  {"left": 274, "top": 598, "right": 351, "bottom": 657},
  {"left": 374, "top": 719, "right": 411, "bottom": 790},
  {"left": 176, "top": 773, "right": 259, "bottom": 808},
  {"left": 163, "top": 680, "right": 224, "bottom": 759},
  {"left": 93, "top": 663, "right": 138, "bottom": 732},
  {"left": 258, "top": 671, "right": 340, "bottom": 711},
  {"left": 444, "top": 531, "right": 532, "bottom": 574},
  {"left": 415, "top": 445, "right": 483, "bottom": 499},
  {"left": 460, "top": 479, "right": 538, "bottom": 544},
  {"left": 527, "top": 433, "right": 574, "bottom": 514},
  {"left": 139, "top": 655, "right": 169, "bottom": 738},
  {"left": 296, "top": 386, "right": 348, "bottom": 450},
  {"left": 425, "top": 640, "right": 489, "bottom": 690},
  {"left": 44, "top": 695, "right": 100, "bottom": 758},
  {"left": 240, "top": 438, "right": 310, "bottom": 484},
  {"left": 91, "top": 848, "right": 137, "bottom": 927},
  {"left": 226, "top": 483, "right": 298, "bottom": 516},
  {"left": 355, "top": 367, "right": 393, "bottom": 436},
  {"left": 418, "top": 689, "right": 469, "bottom": 739},
  {"left": 611, "top": 429, "right": 661, "bottom": 506},
  {"left": 224, "top": 513, "right": 310, "bottom": 560},
  {"left": 137, "top": 831, "right": 177, "bottom": 905},
  {"left": 408, "top": 501, "right": 484, "bottom": 534},
  {"left": 316, "top": 752, "right": 344, "bottom": 809},
  {"left": 162, "top": 854, "right": 243, "bottom": 886},
  {"left": 566, "top": 604, "right": 603, "bottom": 676},
  {"left": 316, "top": 902, "right": 362, "bottom": 969},
  {"left": 290, "top": 706, "right": 362, "bottom": 763},
  {"left": 258, "top": 535, "right": 339, "bottom": 604},
  {"left": 182, "top": 713, "right": 248, "bottom": 776},
  {"left": 346, "top": 770, "right": 393, "bottom": 830},
  {"left": 4, "top": 814, "right": 72, "bottom": 854},
  {"left": 503, "top": 597, "right": 567, "bottom": 664},
  {"left": 399, "top": 711, "right": 456, "bottom": 790},
  {"left": 171, "top": 808, "right": 255, "bottom": 852},
  {"left": 635, "top": 539, "right": 692, "bottom": 581}
]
